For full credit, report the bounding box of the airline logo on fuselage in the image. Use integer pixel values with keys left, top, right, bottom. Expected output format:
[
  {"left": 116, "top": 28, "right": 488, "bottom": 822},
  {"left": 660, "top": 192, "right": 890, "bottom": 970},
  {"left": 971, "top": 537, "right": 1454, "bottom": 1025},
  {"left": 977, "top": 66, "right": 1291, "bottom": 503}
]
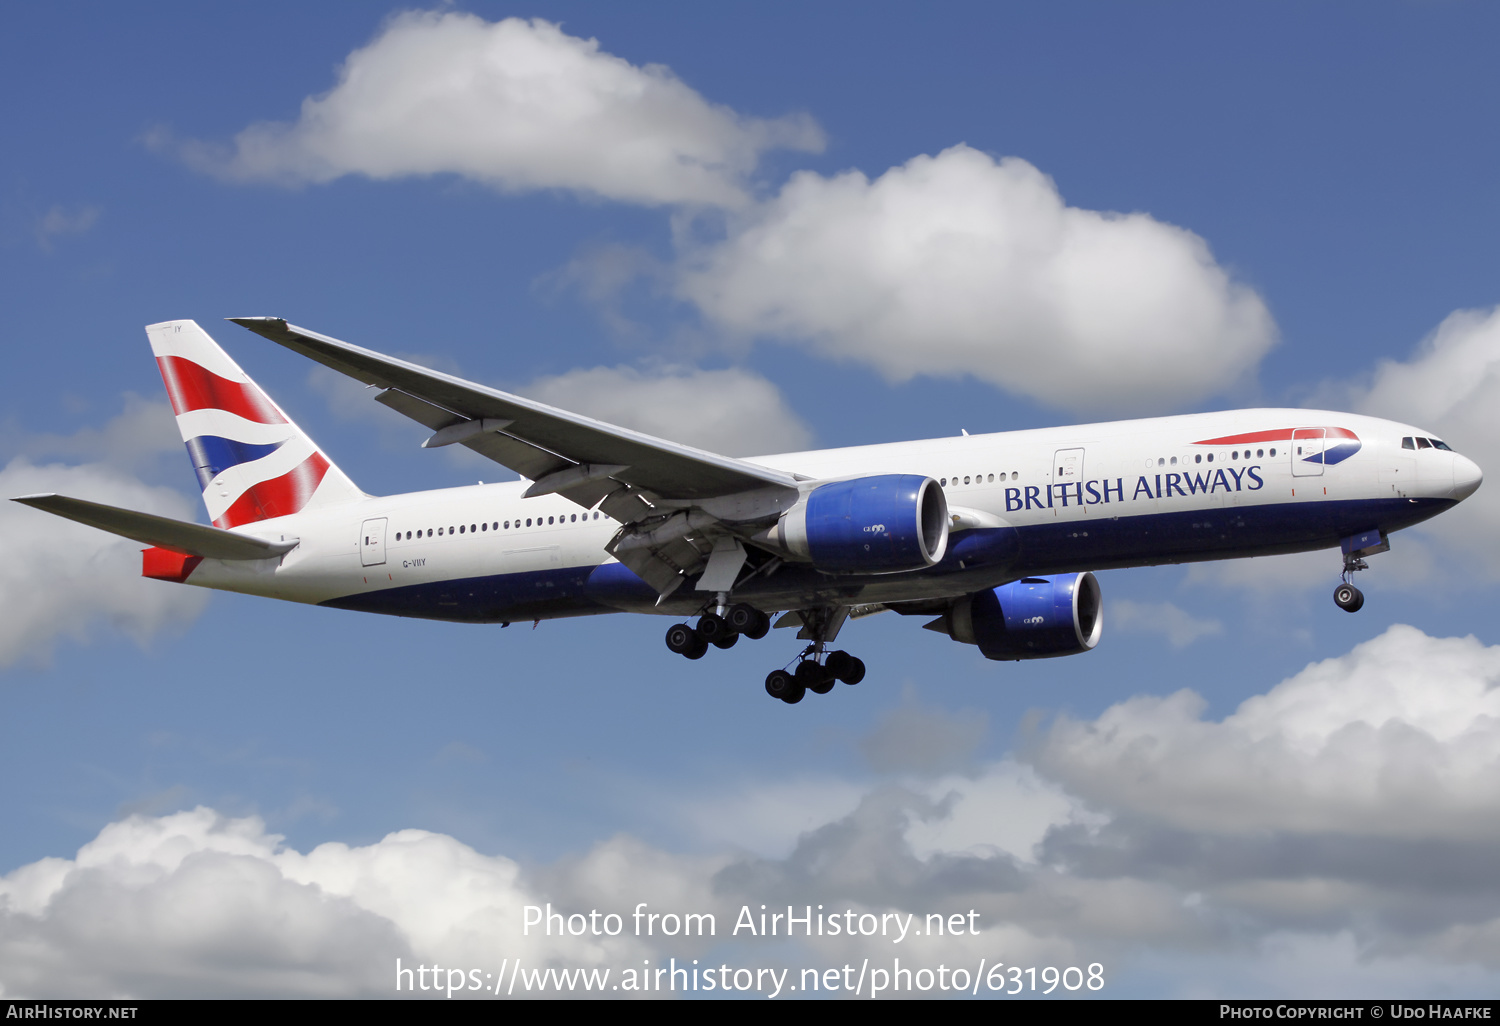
[
  {"left": 1194, "top": 426, "right": 1362, "bottom": 466},
  {"left": 1003, "top": 427, "right": 1360, "bottom": 513}
]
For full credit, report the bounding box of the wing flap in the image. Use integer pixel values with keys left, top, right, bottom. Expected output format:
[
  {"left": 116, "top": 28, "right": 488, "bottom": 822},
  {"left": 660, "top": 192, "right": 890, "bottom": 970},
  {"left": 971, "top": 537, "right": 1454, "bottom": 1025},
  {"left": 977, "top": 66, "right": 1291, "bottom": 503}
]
[{"left": 12, "top": 493, "right": 295, "bottom": 560}]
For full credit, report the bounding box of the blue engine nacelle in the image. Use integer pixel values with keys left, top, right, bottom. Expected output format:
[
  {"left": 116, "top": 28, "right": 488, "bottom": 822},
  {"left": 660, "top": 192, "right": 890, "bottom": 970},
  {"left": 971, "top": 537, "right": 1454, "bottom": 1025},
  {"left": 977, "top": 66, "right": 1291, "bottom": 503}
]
[
  {"left": 945, "top": 573, "right": 1102, "bottom": 660},
  {"left": 760, "top": 474, "right": 949, "bottom": 572}
]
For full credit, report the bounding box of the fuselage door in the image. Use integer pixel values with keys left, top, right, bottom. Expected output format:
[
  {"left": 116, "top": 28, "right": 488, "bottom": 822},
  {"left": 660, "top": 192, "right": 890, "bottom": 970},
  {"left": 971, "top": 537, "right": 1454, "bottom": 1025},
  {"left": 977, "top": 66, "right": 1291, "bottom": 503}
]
[
  {"left": 1054, "top": 448, "right": 1085, "bottom": 482},
  {"left": 360, "top": 517, "right": 388, "bottom": 566},
  {"left": 1053, "top": 447, "right": 1086, "bottom": 509},
  {"left": 1291, "top": 429, "right": 1326, "bottom": 477}
]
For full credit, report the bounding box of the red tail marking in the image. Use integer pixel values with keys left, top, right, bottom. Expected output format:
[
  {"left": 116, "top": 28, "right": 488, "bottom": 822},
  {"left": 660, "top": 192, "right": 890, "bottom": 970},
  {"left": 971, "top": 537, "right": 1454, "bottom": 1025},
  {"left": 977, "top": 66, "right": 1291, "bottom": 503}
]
[
  {"left": 214, "top": 452, "right": 331, "bottom": 528},
  {"left": 156, "top": 356, "right": 287, "bottom": 425}
]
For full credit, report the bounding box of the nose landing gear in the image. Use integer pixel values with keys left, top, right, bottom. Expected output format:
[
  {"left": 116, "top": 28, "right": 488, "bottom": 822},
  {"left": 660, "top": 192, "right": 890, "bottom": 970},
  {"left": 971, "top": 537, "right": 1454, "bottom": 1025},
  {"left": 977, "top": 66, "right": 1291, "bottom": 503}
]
[
  {"left": 1333, "top": 529, "right": 1386, "bottom": 613},
  {"left": 1333, "top": 580, "right": 1364, "bottom": 613}
]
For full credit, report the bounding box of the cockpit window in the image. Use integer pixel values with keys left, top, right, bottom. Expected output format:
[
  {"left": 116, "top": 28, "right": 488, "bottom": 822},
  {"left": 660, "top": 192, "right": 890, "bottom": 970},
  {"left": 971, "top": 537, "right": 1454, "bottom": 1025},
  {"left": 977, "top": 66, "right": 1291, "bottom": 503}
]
[
  {"left": 1402, "top": 437, "right": 1416, "bottom": 450},
  {"left": 1429, "top": 438, "right": 1453, "bottom": 451},
  {"left": 1416, "top": 437, "right": 1432, "bottom": 449}
]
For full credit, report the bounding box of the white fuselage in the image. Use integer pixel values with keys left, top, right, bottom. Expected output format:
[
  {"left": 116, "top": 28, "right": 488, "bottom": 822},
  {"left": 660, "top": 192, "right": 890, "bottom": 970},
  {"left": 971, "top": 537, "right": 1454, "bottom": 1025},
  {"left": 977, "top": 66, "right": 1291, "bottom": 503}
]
[{"left": 178, "top": 408, "right": 1480, "bottom": 623}]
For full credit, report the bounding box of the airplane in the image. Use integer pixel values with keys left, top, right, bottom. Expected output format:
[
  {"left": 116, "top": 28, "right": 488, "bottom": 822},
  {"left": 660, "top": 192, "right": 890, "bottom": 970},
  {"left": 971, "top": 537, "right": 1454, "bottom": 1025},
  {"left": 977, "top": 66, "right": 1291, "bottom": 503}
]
[{"left": 13, "top": 319, "right": 1483, "bottom": 704}]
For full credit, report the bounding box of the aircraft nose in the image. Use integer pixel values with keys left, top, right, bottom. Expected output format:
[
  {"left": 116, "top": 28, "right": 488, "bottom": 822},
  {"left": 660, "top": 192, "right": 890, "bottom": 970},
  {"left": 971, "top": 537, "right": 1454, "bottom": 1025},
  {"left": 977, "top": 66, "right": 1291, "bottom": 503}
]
[{"left": 1454, "top": 454, "right": 1483, "bottom": 501}]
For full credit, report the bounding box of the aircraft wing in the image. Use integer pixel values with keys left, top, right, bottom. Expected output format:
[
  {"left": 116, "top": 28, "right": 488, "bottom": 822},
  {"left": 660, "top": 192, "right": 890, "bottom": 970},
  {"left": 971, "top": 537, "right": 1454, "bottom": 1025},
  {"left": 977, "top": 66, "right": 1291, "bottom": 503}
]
[
  {"left": 11, "top": 493, "right": 296, "bottom": 560},
  {"left": 228, "top": 318, "right": 800, "bottom": 510}
]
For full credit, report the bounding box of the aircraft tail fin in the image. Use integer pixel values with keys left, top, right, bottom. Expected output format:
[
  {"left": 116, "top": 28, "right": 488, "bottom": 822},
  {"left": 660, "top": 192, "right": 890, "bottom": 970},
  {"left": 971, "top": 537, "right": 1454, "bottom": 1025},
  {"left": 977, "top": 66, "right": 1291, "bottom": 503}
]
[{"left": 146, "top": 320, "right": 365, "bottom": 528}]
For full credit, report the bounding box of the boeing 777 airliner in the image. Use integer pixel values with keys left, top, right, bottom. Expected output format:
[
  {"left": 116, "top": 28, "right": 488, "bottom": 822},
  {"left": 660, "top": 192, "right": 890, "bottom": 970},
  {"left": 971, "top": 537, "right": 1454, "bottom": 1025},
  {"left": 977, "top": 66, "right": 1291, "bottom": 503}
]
[{"left": 14, "top": 319, "right": 1483, "bottom": 704}]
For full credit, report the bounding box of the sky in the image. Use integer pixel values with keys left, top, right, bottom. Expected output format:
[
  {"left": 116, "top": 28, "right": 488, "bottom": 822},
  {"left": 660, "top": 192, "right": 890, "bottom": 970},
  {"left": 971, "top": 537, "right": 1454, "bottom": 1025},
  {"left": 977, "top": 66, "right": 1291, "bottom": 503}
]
[{"left": 2, "top": 1, "right": 1500, "bottom": 1000}]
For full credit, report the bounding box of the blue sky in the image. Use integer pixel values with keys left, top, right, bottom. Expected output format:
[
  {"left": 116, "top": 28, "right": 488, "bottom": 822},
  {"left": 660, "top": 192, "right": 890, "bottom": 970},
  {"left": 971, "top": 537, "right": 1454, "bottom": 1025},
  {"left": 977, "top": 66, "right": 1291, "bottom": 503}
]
[{"left": 3, "top": 2, "right": 1500, "bottom": 999}]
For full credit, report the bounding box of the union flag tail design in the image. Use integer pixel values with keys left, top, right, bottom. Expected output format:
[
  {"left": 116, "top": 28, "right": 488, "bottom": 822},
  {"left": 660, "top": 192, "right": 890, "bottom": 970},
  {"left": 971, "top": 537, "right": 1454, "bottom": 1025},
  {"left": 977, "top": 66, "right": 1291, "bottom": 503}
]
[{"left": 146, "top": 320, "right": 365, "bottom": 529}]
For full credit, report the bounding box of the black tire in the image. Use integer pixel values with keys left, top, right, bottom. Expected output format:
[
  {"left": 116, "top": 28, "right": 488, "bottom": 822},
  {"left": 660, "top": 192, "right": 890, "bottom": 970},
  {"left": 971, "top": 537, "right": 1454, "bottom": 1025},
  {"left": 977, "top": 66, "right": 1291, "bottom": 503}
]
[
  {"left": 711, "top": 632, "right": 739, "bottom": 650},
  {"left": 697, "top": 613, "right": 731, "bottom": 642},
  {"left": 727, "top": 603, "right": 759, "bottom": 634},
  {"left": 745, "top": 611, "right": 771, "bottom": 641},
  {"left": 665, "top": 622, "right": 697, "bottom": 655},
  {"left": 1333, "top": 584, "right": 1365, "bottom": 613},
  {"left": 842, "top": 657, "right": 866, "bottom": 685},
  {"left": 825, "top": 650, "right": 853, "bottom": 679},
  {"left": 765, "top": 669, "right": 799, "bottom": 702},
  {"left": 684, "top": 633, "right": 709, "bottom": 659},
  {"left": 796, "top": 660, "right": 834, "bottom": 694}
]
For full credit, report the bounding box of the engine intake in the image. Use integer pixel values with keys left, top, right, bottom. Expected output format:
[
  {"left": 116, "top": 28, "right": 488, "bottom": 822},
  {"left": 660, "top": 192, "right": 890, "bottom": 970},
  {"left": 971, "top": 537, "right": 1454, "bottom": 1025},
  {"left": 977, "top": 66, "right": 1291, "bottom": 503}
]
[
  {"left": 947, "top": 572, "right": 1102, "bottom": 660},
  {"left": 761, "top": 474, "right": 949, "bottom": 572}
]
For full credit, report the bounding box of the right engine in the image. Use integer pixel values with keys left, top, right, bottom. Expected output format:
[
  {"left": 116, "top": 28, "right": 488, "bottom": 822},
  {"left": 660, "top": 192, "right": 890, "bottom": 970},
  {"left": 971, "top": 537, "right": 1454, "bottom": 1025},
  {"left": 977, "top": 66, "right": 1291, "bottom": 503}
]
[{"left": 940, "top": 572, "right": 1103, "bottom": 660}]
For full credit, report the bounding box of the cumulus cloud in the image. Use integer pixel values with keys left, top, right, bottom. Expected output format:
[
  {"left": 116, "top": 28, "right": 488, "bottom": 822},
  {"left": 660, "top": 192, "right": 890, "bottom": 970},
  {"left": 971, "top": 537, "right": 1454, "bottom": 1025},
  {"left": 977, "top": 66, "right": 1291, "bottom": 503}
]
[
  {"left": 0, "top": 459, "right": 207, "bottom": 667},
  {"left": 523, "top": 364, "right": 813, "bottom": 456},
  {"left": 1109, "top": 599, "right": 1223, "bottom": 648},
  {"left": 176, "top": 12, "right": 822, "bottom": 207},
  {"left": 858, "top": 695, "right": 987, "bottom": 774},
  {"left": 1033, "top": 625, "right": 1500, "bottom": 840},
  {"left": 1, "top": 394, "right": 180, "bottom": 476},
  {"left": 677, "top": 145, "right": 1277, "bottom": 415},
  {"left": 9, "top": 626, "right": 1500, "bottom": 997},
  {"left": 1343, "top": 305, "right": 1500, "bottom": 575}
]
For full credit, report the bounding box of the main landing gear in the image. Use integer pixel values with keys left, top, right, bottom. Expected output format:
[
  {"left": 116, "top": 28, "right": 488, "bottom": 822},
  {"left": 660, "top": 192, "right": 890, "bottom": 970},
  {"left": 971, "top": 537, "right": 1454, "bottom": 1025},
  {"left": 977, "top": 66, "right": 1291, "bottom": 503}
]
[
  {"left": 664, "top": 603, "right": 770, "bottom": 661},
  {"left": 663, "top": 602, "right": 866, "bottom": 704},
  {"left": 763, "top": 649, "right": 866, "bottom": 705}
]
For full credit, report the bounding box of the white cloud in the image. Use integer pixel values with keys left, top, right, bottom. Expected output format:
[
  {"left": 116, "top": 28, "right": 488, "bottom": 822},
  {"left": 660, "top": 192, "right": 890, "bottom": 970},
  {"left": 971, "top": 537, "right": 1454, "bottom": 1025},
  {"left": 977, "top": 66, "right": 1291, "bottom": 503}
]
[
  {"left": 34, "top": 204, "right": 100, "bottom": 252},
  {"left": 9, "top": 626, "right": 1500, "bottom": 997},
  {"left": 0, "top": 459, "right": 207, "bottom": 667},
  {"left": 1032, "top": 624, "right": 1500, "bottom": 840},
  {"left": 1345, "top": 305, "right": 1500, "bottom": 575},
  {"left": 1109, "top": 599, "right": 1223, "bottom": 648},
  {"left": 1, "top": 394, "right": 181, "bottom": 476},
  {"left": 524, "top": 364, "right": 813, "bottom": 456},
  {"left": 677, "top": 145, "right": 1277, "bottom": 415},
  {"left": 178, "top": 12, "right": 822, "bottom": 208}
]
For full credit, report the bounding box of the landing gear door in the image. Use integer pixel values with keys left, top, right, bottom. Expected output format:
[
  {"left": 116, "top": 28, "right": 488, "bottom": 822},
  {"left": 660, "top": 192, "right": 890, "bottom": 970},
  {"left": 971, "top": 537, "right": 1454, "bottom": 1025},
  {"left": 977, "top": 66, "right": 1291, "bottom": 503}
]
[
  {"left": 1291, "top": 429, "right": 1326, "bottom": 477},
  {"left": 360, "top": 517, "right": 388, "bottom": 567}
]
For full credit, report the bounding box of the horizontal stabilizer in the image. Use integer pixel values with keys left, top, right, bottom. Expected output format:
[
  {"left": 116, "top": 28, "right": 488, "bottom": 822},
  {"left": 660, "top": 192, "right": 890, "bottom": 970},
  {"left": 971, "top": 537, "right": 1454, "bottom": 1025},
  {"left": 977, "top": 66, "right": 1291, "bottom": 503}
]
[{"left": 11, "top": 493, "right": 296, "bottom": 560}]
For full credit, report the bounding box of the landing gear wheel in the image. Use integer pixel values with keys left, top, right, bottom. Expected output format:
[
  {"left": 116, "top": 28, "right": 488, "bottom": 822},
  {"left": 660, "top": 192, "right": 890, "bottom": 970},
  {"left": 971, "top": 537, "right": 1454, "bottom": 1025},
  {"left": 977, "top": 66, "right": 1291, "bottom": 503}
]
[
  {"left": 765, "top": 669, "right": 804, "bottom": 704},
  {"left": 824, "top": 650, "right": 865, "bottom": 685},
  {"left": 796, "top": 660, "right": 835, "bottom": 694},
  {"left": 665, "top": 623, "right": 698, "bottom": 656},
  {"left": 745, "top": 611, "right": 770, "bottom": 640},
  {"left": 727, "top": 603, "right": 758, "bottom": 634},
  {"left": 711, "top": 632, "right": 739, "bottom": 650},
  {"left": 696, "top": 613, "right": 732, "bottom": 643},
  {"left": 1333, "top": 583, "right": 1365, "bottom": 613}
]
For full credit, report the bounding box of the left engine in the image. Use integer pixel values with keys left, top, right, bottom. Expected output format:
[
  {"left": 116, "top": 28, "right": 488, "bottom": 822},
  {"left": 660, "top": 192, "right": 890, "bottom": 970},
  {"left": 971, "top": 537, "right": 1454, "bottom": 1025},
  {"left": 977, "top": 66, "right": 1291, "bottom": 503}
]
[
  {"left": 938, "top": 572, "right": 1103, "bottom": 660},
  {"left": 757, "top": 474, "right": 950, "bottom": 573}
]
